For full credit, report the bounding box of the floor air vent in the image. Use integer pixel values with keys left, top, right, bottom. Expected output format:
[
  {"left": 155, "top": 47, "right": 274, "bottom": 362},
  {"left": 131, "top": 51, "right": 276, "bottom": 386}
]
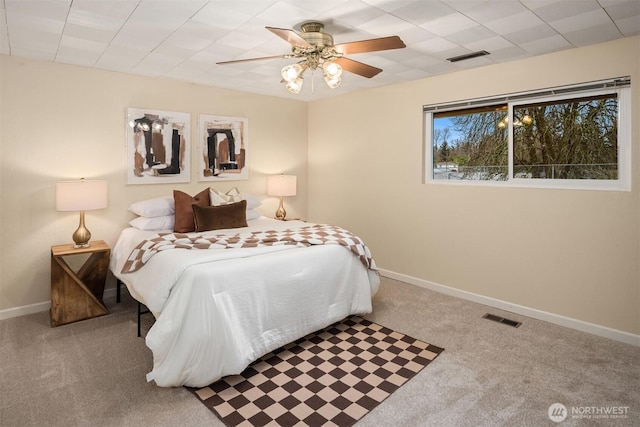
[{"left": 483, "top": 313, "right": 522, "bottom": 328}]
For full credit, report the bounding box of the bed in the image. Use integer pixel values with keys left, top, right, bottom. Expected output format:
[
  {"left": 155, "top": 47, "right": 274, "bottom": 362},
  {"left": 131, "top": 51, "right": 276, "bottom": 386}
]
[{"left": 109, "top": 207, "right": 379, "bottom": 388}]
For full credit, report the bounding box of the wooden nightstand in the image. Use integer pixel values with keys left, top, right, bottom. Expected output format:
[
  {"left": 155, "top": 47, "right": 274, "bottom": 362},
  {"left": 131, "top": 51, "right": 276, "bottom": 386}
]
[{"left": 50, "top": 240, "right": 110, "bottom": 327}]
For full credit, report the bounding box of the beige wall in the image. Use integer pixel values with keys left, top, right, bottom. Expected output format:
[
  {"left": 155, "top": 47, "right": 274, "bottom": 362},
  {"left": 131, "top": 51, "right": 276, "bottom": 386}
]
[
  {"left": 308, "top": 36, "right": 640, "bottom": 335},
  {"left": 2, "top": 37, "right": 638, "bottom": 338},
  {"left": 0, "top": 56, "right": 308, "bottom": 311}
]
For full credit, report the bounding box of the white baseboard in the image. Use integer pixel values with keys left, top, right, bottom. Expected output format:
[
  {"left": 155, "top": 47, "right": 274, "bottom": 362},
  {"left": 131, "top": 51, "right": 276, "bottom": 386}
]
[
  {"left": 3, "top": 277, "right": 639, "bottom": 347},
  {"left": 379, "top": 268, "right": 640, "bottom": 347},
  {"left": 0, "top": 301, "right": 51, "bottom": 321},
  {"left": 0, "top": 287, "right": 118, "bottom": 321}
]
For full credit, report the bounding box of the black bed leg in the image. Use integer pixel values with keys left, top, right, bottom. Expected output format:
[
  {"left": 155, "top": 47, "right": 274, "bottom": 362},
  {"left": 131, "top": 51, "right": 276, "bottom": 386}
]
[
  {"left": 116, "top": 279, "right": 122, "bottom": 303},
  {"left": 137, "top": 302, "right": 142, "bottom": 337}
]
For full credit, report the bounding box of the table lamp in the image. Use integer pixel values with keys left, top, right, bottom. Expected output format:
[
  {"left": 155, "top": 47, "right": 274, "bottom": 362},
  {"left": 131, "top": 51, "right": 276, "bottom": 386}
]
[
  {"left": 56, "top": 178, "right": 108, "bottom": 248},
  {"left": 267, "top": 174, "right": 296, "bottom": 220}
]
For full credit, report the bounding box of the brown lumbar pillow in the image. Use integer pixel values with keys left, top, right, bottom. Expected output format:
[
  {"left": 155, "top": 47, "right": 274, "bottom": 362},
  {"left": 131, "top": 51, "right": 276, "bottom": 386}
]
[
  {"left": 173, "top": 188, "right": 210, "bottom": 232},
  {"left": 193, "top": 200, "right": 248, "bottom": 232}
]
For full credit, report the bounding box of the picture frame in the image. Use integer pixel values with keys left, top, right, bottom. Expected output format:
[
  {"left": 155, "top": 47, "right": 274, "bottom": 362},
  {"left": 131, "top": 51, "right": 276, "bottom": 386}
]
[
  {"left": 126, "top": 108, "right": 191, "bottom": 184},
  {"left": 198, "top": 114, "right": 249, "bottom": 182}
]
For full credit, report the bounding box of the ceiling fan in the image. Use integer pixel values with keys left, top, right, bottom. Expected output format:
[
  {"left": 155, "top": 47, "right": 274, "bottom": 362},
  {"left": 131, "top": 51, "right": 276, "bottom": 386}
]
[{"left": 217, "top": 22, "right": 406, "bottom": 94}]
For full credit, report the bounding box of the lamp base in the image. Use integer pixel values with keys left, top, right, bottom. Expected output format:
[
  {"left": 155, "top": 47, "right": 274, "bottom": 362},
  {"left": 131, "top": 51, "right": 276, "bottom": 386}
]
[
  {"left": 72, "top": 211, "right": 92, "bottom": 248},
  {"left": 274, "top": 196, "right": 287, "bottom": 221}
]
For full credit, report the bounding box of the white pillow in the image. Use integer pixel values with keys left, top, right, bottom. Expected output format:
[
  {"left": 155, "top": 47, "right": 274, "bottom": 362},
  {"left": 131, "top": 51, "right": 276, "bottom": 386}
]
[
  {"left": 209, "top": 188, "right": 235, "bottom": 206},
  {"left": 129, "top": 215, "right": 175, "bottom": 231},
  {"left": 210, "top": 187, "right": 261, "bottom": 209},
  {"left": 246, "top": 209, "right": 261, "bottom": 221},
  {"left": 128, "top": 196, "right": 174, "bottom": 217},
  {"left": 242, "top": 194, "right": 261, "bottom": 209}
]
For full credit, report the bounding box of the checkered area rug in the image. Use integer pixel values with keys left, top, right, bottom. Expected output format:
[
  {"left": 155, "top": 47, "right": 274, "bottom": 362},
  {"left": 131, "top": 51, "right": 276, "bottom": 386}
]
[{"left": 187, "top": 316, "right": 444, "bottom": 426}]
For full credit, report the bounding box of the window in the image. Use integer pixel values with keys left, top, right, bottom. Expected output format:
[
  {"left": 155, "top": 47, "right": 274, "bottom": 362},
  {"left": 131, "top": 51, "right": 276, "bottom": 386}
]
[{"left": 424, "top": 77, "right": 631, "bottom": 190}]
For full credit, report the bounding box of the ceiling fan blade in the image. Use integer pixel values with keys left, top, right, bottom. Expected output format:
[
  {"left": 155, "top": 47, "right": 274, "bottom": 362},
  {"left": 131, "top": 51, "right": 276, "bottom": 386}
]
[
  {"left": 334, "top": 35, "right": 406, "bottom": 55},
  {"left": 334, "top": 57, "right": 382, "bottom": 78},
  {"left": 217, "top": 54, "right": 293, "bottom": 65},
  {"left": 266, "top": 26, "right": 312, "bottom": 48}
]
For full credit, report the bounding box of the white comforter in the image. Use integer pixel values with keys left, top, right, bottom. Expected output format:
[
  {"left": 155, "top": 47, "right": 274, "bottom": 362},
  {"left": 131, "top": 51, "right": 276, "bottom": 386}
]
[{"left": 110, "top": 217, "right": 379, "bottom": 387}]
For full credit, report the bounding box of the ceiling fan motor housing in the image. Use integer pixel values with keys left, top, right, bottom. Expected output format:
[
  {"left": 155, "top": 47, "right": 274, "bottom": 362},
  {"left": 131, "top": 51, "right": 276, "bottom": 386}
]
[{"left": 300, "top": 22, "right": 334, "bottom": 48}]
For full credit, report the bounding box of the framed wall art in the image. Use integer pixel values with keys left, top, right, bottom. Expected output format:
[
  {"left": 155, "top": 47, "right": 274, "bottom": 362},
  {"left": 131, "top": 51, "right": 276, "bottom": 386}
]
[
  {"left": 126, "top": 108, "right": 191, "bottom": 184},
  {"left": 198, "top": 114, "right": 249, "bottom": 181}
]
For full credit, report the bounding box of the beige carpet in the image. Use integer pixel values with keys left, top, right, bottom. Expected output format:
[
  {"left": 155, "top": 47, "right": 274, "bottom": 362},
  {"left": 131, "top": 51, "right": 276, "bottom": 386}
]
[
  {"left": 188, "top": 316, "right": 443, "bottom": 426},
  {"left": 1, "top": 276, "right": 638, "bottom": 426}
]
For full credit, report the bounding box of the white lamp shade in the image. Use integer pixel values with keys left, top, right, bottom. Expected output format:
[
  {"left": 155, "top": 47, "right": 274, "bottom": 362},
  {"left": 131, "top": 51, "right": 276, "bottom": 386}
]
[
  {"left": 56, "top": 180, "right": 108, "bottom": 211},
  {"left": 267, "top": 175, "right": 297, "bottom": 197}
]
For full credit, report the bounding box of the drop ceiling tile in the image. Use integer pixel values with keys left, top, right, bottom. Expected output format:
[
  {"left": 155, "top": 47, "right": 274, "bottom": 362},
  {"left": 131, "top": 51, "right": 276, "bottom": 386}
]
[
  {"left": 387, "top": 1, "right": 457, "bottom": 25},
  {"left": 55, "top": 46, "right": 103, "bottom": 66},
  {"left": 111, "top": 29, "right": 171, "bottom": 51},
  {"left": 464, "top": 35, "right": 515, "bottom": 52},
  {"left": 320, "top": 0, "right": 386, "bottom": 28},
  {"left": 449, "top": 0, "right": 527, "bottom": 24},
  {"left": 8, "top": 46, "right": 55, "bottom": 61},
  {"left": 396, "top": 26, "right": 437, "bottom": 45},
  {"left": 66, "top": 0, "right": 138, "bottom": 31},
  {"left": 396, "top": 68, "right": 432, "bottom": 80},
  {"left": 444, "top": 24, "right": 497, "bottom": 45},
  {"left": 403, "top": 54, "right": 447, "bottom": 69},
  {"left": 502, "top": 24, "right": 559, "bottom": 45},
  {"left": 6, "top": 12, "right": 66, "bottom": 35},
  {"left": 152, "top": 43, "right": 200, "bottom": 60},
  {"left": 484, "top": 10, "right": 547, "bottom": 35},
  {"left": 190, "top": 2, "right": 254, "bottom": 30},
  {"left": 357, "top": 13, "right": 414, "bottom": 36},
  {"left": 425, "top": 60, "right": 460, "bottom": 75},
  {"left": 9, "top": 30, "right": 60, "bottom": 52},
  {"left": 5, "top": 0, "right": 70, "bottom": 21},
  {"left": 518, "top": 34, "right": 572, "bottom": 54},
  {"left": 94, "top": 45, "right": 150, "bottom": 72},
  {"left": 413, "top": 36, "right": 459, "bottom": 54},
  {"left": 562, "top": 23, "right": 623, "bottom": 46},
  {"left": 249, "top": 1, "right": 319, "bottom": 27},
  {"left": 63, "top": 22, "right": 119, "bottom": 44},
  {"left": 527, "top": 0, "right": 601, "bottom": 21},
  {"left": 549, "top": 8, "right": 613, "bottom": 34},
  {"left": 600, "top": 0, "right": 640, "bottom": 20},
  {"left": 615, "top": 14, "right": 640, "bottom": 36},
  {"left": 420, "top": 12, "right": 478, "bottom": 36},
  {"left": 282, "top": 0, "right": 351, "bottom": 15},
  {"left": 162, "top": 21, "right": 228, "bottom": 51},
  {"left": 216, "top": 30, "right": 269, "bottom": 50},
  {"left": 133, "top": 52, "right": 186, "bottom": 76},
  {"left": 488, "top": 45, "right": 529, "bottom": 62},
  {"left": 436, "top": 46, "right": 477, "bottom": 61}
]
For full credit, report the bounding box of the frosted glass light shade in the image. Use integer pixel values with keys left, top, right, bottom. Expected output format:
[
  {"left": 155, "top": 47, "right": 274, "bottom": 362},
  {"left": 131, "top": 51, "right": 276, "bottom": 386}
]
[
  {"left": 285, "top": 77, "right": 303, "bottom": 94},
  {"left": 322, "top": 61, "right": 342, "bottom": 79},
  {"left": 281, "top": 64, "right": 303, "bottom": 82},
  {"left": 324, "top": 75, "right": 342, "bottom": 89}
]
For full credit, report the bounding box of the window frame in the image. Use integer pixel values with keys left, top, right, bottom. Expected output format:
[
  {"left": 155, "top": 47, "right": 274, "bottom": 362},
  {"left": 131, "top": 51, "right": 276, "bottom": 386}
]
[{"left": 423, "top": 78, "right": 631, "bottom": 191}]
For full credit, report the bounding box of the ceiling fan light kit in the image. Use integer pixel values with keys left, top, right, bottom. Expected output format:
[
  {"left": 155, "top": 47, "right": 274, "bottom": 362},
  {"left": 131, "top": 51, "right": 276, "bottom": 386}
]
[{"left": 217, "top": 21, "right": 406, "bottom": 95}]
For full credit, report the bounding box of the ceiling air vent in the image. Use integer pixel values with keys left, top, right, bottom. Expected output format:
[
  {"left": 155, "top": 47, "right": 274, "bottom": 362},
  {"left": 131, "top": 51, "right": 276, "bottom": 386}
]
[{"left": 447, "top": 50, "right": 490, "bottom": 63}]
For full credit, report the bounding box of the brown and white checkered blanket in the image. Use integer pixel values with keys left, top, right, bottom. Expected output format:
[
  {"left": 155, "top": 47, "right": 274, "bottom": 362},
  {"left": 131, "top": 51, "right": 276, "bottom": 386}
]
[{"left": 121, "top": 224, "right": 377, "bottom": 274}]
